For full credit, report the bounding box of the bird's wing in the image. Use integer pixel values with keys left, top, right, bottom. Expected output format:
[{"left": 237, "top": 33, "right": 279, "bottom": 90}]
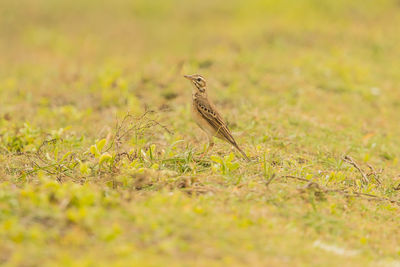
[{"left": 194, "top": 97, "right": 237, "bottom": 146}]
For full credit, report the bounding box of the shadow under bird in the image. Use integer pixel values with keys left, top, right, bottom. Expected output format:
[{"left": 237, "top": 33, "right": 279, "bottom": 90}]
[{"left": 184, "top": 74, "right": 250, "bottom": 162}]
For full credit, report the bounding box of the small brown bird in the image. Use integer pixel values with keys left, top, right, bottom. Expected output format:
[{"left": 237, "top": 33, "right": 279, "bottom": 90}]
[{"left": 184, "top": 74, "right": 250, "bottom": 161}]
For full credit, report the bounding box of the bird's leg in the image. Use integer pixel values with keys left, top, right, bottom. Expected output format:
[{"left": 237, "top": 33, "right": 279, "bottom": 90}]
[{"left": 199, "top": 138, "right": 214, "bottom": 159}]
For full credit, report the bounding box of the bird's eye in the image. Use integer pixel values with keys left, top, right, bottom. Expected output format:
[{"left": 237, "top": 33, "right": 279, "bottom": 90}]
[{"left": 197, "top": 78, "right": 202, "bottom": 82}]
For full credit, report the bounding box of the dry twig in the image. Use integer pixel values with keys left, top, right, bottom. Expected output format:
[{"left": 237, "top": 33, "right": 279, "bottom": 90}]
[
  {"left": 264, "top": 173, "right": 276, "bottom": 187},
  {"left": 105, "top": 110, "right": 172, "bottom": 158},
  {"left": 366, "top": 163, "right": 382, "bottom": 185},
  {"left": 282, "top": 175, "right": 399, "bottom": 206},
  {"left": 342, "top": 156, "right": 369, "bottom": 184}
]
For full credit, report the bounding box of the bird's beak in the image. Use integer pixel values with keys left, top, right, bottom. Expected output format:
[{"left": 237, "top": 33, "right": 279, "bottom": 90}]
[{"left": 184, "top": 75, "right": 192, "bottom": 80}]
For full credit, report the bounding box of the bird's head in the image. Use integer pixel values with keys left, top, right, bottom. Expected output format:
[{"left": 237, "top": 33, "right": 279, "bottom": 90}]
[{"left": 184, "top": 74, "right": 207, "bottom": 93}]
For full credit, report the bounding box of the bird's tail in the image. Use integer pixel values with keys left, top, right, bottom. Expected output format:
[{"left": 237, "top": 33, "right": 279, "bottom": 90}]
[{"left": 234, "top": 144, "right": 250, "bottom": 162}]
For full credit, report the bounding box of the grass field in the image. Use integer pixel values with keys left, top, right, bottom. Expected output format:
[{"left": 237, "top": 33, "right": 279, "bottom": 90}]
[{"left": 1, "top": 0, "right": 400, "bottom": 266}]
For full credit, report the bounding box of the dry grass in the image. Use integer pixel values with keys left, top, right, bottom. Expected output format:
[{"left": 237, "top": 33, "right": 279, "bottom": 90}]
[{"left": 1, "top": 0, "right": 400, "bottom": 266}]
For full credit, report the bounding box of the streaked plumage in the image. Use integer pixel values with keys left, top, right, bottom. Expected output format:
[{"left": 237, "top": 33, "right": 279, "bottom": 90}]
[{"left": 184, "top": 74, "right": 250, "bottom": 161}]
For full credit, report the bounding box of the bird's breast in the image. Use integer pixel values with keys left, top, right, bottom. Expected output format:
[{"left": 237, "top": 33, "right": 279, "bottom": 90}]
[{"left": 191, "top": 100, "right": 216, "bottom": 137}]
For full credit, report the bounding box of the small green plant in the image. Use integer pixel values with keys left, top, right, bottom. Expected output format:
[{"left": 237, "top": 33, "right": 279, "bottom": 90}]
[
  {"left": 210, "top": 153, "right": 240, "bottom": 175},
  {"left": 90, "top": 139, "right": 114, "bottom": 169},
  {"left": 262, "top": 152, "right": 275, "bottom": 181},
  {"left": 0, "top": 123, "right": 40, "bottom": 152},
  {"left": 2, "top": 1, "right": 400, "bottom": 266}
]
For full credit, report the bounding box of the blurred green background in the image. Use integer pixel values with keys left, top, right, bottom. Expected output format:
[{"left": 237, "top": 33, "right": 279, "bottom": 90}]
[{"left": 1, "top": 0, "right": 400, "bottom": 266}]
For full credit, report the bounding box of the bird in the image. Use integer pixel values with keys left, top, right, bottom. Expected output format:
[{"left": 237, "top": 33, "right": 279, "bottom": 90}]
[{"left": 184, "top": 74, "right": 250, "bottom": 161}]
